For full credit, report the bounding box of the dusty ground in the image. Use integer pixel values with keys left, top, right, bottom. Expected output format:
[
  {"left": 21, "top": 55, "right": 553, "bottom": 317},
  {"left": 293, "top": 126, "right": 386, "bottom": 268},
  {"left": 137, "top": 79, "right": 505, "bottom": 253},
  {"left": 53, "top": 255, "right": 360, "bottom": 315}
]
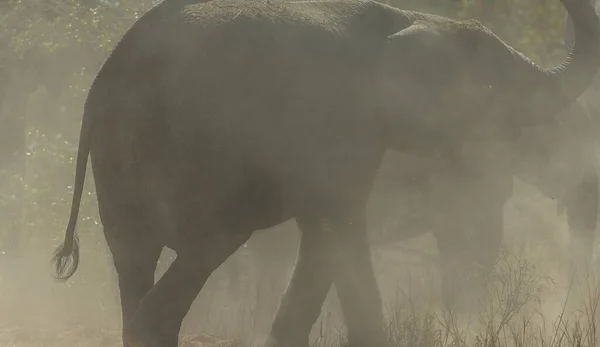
[{"left": 0, "top": 327, "right": 238, "bottom": 347}]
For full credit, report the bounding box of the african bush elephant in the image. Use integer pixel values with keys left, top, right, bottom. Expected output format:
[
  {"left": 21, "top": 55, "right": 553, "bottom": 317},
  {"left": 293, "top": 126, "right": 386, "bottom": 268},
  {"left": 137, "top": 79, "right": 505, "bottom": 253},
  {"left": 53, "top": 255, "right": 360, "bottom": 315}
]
[{"left": 51, "top": 0, "right": 600, "bottom": 346}]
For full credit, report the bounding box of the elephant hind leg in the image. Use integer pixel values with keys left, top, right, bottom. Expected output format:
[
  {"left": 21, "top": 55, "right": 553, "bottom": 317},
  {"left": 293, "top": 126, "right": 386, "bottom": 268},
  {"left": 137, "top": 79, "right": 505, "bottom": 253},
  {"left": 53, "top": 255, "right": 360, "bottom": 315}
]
[
  {"left": 123, "top": 219, "right": 253, "bottom": 347},
  {"left": 105, "top": 224, "right": 163, "bottom": 332},
  {"left": 98, "top": 200, "right": 164, "bottom": 334}
]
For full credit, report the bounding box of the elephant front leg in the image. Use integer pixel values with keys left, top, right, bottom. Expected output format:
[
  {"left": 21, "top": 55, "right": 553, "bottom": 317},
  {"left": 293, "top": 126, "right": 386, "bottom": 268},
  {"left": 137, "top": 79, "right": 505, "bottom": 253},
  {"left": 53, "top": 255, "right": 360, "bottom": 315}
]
[
  {"left": 332, "top": 214, "right": 387, "bottom": 347},
  {"left": 123, "top": 222, "right": 253, "bottom": 347},
  {"left": 266, "top": 212, "right": 386, "bottom": 347},
  {"left": 435, "top": 196, "right": 505, "bottom": 314},
  {"left": 436, "top": 230, "right": 473, "bottom": 312},
  {"left": 266, "top": 216, "right": 337, "bottom": 347}
]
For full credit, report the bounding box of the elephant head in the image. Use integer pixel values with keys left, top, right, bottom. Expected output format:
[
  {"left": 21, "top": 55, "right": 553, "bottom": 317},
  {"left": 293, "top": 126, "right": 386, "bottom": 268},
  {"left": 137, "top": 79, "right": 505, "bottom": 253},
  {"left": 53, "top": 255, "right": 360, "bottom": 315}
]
[
  {"left": 379, "top": 0, "right": 600, "bottom": 145},
  {"left": 566, "top": 0, "right": 600, "bottom": 118}
]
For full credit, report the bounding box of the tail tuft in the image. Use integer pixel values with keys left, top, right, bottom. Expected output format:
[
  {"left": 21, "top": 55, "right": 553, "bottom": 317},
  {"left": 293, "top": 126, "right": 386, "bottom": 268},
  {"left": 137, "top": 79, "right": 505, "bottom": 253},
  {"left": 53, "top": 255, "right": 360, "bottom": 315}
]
[{"left": 51, "top": 234, "right": 80, "bottom": 282}]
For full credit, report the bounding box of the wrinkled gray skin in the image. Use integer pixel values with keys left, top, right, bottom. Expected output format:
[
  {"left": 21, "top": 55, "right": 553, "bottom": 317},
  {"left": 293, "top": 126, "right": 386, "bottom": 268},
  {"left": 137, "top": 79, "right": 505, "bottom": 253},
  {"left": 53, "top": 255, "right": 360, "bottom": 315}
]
[{"left": 52, "top": 0, "right": 600, "bottom": 346}]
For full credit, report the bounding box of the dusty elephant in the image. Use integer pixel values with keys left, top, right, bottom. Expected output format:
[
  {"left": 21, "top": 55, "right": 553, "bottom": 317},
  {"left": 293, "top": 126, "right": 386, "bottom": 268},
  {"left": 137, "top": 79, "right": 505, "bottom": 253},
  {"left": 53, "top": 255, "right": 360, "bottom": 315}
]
[
  {"left": 220, "top": 98, "right": 600, "bottom": 316},
  {"left": 51, "top": 0, "right": 600, "bottom": 346}
]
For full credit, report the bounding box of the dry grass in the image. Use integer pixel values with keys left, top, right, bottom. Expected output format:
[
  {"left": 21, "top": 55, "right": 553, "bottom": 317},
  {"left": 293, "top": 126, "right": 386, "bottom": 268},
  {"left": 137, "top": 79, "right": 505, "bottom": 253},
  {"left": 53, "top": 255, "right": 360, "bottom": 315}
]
[
  {"left": 376, "top": 249, "right": 600, "bottom": 347},
  {"left": 326, "top": 248, "right": 600, "bottom": 347},
  {"left": 1, "top": 249, "right": 600, "bottom": 347}
]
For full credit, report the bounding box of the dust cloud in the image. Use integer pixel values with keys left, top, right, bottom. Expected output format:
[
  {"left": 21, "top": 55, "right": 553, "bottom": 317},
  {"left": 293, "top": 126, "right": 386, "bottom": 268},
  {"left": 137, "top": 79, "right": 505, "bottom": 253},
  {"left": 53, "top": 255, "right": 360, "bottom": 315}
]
[
  {"left": 1, "top": 1, "right": 599, "bottom": 347},
  {"left": 0, "top": 149, "right": 595, "bottom": 346}
]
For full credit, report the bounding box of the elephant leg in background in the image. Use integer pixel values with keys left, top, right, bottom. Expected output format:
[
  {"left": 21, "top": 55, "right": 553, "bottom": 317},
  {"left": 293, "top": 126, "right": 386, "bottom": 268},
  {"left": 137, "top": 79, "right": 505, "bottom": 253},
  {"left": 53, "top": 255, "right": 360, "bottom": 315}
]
[
  {"left": 466, "top": 194, "right": 506, "bottom": 304},
  {"left": 332, "top": 213, "right": 387, "bottom": 347},
  {"left": 436, "top": 225, "right": 476, "bottom": 312},
  {"left": 267, "top": 212, "right": 386, "bottom": 347},
  {"left": 564, "top": 167, "right": 598, "bottom": 280},
  {"left": 435, "top": 190, "right": 506, "bottom": 313}
]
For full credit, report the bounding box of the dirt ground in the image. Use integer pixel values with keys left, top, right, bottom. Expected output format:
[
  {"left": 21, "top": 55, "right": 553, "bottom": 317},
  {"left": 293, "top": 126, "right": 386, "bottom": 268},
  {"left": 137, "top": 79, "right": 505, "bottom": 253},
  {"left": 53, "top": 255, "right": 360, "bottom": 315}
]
[{"left": 0, "top": 327, "right": 239, "bottom": 347}]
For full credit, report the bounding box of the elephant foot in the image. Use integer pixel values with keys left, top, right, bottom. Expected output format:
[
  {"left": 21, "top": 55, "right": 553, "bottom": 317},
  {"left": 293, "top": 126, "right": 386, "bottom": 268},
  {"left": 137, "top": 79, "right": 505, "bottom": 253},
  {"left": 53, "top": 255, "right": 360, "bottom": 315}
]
[
  {"left": 345, "top": 342, "right": 389, "bottom": 347},
  {"left": 346, "top": 326, "right": 389, "bottom": 347},
  {"left": 123, "top": 331, "right": 176, "bottom": 347},
  {"left": 259, "top": 335, "right": 310, "bottom": 347},
  {"left": 123, "top": 316, "right": 178, "bottom": 347}
]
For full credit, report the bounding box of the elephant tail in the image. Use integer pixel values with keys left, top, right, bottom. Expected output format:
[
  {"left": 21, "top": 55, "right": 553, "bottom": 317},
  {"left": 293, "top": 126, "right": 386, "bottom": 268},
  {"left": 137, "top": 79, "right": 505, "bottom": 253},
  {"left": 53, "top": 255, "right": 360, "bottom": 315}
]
[{"left": 51, "top": 100, "right": 94, "bottom": 281}]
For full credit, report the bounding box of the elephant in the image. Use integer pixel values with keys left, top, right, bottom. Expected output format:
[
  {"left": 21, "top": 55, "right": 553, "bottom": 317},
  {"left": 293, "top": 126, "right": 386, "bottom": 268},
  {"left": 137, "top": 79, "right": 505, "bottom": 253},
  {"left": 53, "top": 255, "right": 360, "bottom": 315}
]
[{"left": 51, "top": 0, "right": 600, "bottom": 346}]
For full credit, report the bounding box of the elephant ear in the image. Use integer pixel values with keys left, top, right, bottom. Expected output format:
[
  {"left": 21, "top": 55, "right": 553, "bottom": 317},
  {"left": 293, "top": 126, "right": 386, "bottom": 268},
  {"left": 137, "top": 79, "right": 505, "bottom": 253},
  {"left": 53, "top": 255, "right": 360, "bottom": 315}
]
[
  {"left": 384, "top": 19, "right": 465, "bottom": 82},
  {"left": 386, "top": 19, "right": 483, "bottom": 60},
  {"left": 386, "top": 20, "right": 444, "bottom": 54}
]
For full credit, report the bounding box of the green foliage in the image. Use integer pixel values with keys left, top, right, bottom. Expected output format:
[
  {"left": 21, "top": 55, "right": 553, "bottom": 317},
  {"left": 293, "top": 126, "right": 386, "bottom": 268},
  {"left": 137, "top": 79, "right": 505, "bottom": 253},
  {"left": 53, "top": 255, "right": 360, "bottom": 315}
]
[
  {"left": 0, "top": 0, "right": 157, "bottom": 267},
  {"left": 4, "top": 0, "right": 155, "bottom": 56}
]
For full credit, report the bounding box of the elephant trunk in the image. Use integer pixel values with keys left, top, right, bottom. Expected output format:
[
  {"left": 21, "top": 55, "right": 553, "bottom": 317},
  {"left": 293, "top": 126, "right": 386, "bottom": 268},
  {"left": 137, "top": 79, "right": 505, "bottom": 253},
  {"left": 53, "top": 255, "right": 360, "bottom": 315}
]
[{"left": 536, "top": 0, "right": 600, "bottom": 109}]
